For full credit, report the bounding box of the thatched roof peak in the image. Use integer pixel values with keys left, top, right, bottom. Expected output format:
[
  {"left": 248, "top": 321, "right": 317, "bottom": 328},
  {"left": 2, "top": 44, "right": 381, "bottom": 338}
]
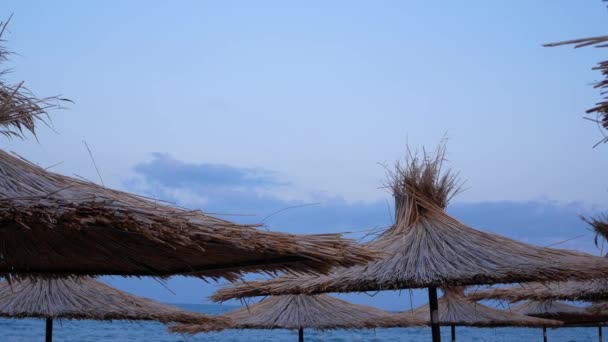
[
  {"left": 0, "top": 149, "right": 376, "bottom": 279},
  {"left": 391, "top": 143, "right": 460, "bottom": 226},
  {"left": 169, "top": 294, "right": 422, "bottom": 334},
  {"left": 0, "top": 277, "right": 228, "bottom": 331}
]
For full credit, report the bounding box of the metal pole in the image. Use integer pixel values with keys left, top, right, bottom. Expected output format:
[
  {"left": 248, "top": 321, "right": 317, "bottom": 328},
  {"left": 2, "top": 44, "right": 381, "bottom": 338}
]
[
  {"left": 45, "top": 318, "right": 53, "bottom": 342},
  {"left": 428, "top": 287, "right": 441, "bottom": 342},
  {"left": 600, "top": 326, "right": 603, "bottom": 342},
  {"left": 451, "top": 325, "right": 455, "bottom": 342},
  {"left": 298, "top": 327, "right": 304, "bottom": 342},
  {"left": 543, "top": 327, "right": 547, "bottom": 342}
]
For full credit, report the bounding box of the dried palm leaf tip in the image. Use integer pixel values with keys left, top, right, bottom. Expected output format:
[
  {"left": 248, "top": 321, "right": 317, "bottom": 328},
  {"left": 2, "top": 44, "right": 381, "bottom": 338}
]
[
  {"left": 545, "top": 35, "right": 608, "bottom": 145},
  {"left": 398, "top": 287, "right": 562, "bottom": 328},
  {"left": 0, "top": 17, "right": 66, "bottom": 140},
  {"left": 0, "top": 277, "right": 229, "bottom": 331},
  {"left": 169, "top": 294, "right": 423, "bottom": 334},
  {"left": 0, "top": 149, "right": 376, "bottom": 280}
]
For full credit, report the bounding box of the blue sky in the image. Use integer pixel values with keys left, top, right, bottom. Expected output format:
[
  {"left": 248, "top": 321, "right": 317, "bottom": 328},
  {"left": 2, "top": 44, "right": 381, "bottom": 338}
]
[{"left": 2, "top": 1, "right": 608, "bottom": 310}]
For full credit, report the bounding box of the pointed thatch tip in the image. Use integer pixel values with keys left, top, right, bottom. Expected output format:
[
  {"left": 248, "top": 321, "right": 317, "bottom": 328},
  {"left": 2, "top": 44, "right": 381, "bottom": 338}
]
[
  {"left": 0, "top": 16, "right": 68, "bottom": 140},
  {"left": 391, "top": 141, "right": 462, "bottom": 220}
]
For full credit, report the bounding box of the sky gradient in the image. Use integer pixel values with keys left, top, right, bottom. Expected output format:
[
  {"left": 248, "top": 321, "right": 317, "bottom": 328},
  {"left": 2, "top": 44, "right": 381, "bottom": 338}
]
[{"left": 1, "top": 1, "right": 608, "bottom": 310}]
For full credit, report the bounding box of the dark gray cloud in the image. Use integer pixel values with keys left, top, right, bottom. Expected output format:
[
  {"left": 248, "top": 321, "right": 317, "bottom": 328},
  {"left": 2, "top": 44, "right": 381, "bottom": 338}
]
[{"left": 120, "top": 154, "right": 604, "bottom": 310}]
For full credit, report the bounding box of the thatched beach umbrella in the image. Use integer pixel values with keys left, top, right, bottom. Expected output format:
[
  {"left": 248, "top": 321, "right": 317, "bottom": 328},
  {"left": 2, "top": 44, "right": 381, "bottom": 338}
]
[
  {"left": 511, "top": 300, "right": 594, "bottom": 324},
  {"left": 0, "top": 277, "right": 229, "bottom": 342},
  {"left": 212, "top": 145, "right": 608, "bottom": 341},
  {"left": 170, "top": 294, "right": 422, "bottom": 341},
  {"left": 0, "top": 18, "right": 376, "bottom": 280},
  {"left": 392, "top": 288, "right": 562, "bottom": 342},
  {"left": 512, "top": 300, "right": 608, "bottom": 341},
  {"left": 469, "top": 289, "right": 608, "bottom": 341},
  {"left": 0, "top": 149, "right": 377, "bottom": 280}
]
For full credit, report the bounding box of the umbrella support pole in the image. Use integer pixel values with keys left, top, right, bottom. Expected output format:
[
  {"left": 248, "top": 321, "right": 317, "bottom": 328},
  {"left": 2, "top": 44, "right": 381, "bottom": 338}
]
[
  {"left": 429, "top": 286, "right": 441, "bottom": 342},
  {"left": 600, "top": 326, "right": 603, "bottom": 342},
  {"left": 46, "top": 318, "right": 53, "bottom": 342},
  {"left": 543, "top": 326, "right": 547, "bottom": 342},
  {"left": 298, "top": 327, "right": 303, "bottom": 342},
  {"left": 451, "top": 325, "right": 455, "bottom": 342}
]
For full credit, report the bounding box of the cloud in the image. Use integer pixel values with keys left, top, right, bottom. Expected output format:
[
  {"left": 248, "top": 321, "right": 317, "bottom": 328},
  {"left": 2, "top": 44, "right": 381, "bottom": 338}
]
[
  {"left": 134, "top": 153, "right": 283, "bottom": 189},
  {"left": 117, "top": 154, "right": 604, "bottom": 310}
]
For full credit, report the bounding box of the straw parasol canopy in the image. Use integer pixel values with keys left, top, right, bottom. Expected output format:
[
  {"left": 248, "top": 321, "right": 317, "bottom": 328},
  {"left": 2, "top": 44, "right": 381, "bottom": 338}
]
[
  {"left": 0, "top": 277, "right": 230, "bottom": 341},
  {"left": 402, "top": 288, "right": 562, "bottom": 328},
  {"left": 469, "top": 214, "right": 608, "bottom": 303},
  {"left": 510, "top": 300, "right": 598, "bottom": 325},
  {"left": 171, "top": 294, "right": 423, "bottom": 341},
  {"left": 544, "top": 35, "right": 608, "bottom": 145},
  {"left": 380, "top": 288, "right": 561, "bottom": 342},
  {"left": 172, "top": 294, "right": 421, "bottom": 333},
  {"left": 468, "top": 280, "right": 608, "bottom": 303},
  {"left": 212, "top": 145, "right": 608, "bottom": 301},
  {"left": 0, "top": 277, "right": 226, "bottom": 326},
  {"left": 0, "top": 17, "right": 376, "bottom": 281},
  {"left": 0, "top": 149, "right": 377, "bottom": 280}
]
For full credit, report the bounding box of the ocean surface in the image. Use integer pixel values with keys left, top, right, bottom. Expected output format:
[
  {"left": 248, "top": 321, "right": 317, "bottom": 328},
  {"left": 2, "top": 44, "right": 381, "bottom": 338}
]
[{"left": 0, "top": 304, "right": 601, "bottom": 341}]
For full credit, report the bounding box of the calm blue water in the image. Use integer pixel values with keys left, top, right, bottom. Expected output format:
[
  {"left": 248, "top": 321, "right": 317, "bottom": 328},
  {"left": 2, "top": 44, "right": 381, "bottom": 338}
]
[{"left": 0, "top": 304, "right": 600, "bottom": 341}]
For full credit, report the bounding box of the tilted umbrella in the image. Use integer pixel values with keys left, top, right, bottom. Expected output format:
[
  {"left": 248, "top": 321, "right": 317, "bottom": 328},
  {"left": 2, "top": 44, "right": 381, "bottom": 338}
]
[
  {"left": 0, "top": 277, "right": 230, "bottom": 342},
  {"left": 0, "top": 18, "right": 376, "bottom": 281},
  {"left": 386, "top": 288, "right": 562, "bottom": 342},
  {"left": 212, "top": 145, "right": 608, "bottom": 341},
  {"left": 170, "top": 294, "right": 423, "bottom": 341},
  {"left": 0, "top": 149, "right": 377, "bottom": 280}
]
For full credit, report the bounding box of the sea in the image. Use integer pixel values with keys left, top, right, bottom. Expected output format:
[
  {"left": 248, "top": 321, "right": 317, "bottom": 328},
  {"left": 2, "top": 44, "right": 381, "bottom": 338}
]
[{"left": 0, "top": 304, "right": 601, "bottom": 341}]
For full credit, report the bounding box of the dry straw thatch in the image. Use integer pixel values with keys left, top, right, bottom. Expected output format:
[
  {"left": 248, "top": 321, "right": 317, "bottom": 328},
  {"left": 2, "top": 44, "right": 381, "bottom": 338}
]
[
  {"left": 212, "top": 145, "right": 608, "bottom": 301},
  {"left": 468, "top": 215, "right": 608, "bottom": 303},
  {"left": 510, "top": 300, "right": 598, "bottom": 325},
  {"left": 401, "top": 288, "right": 562, "bottom": 328},
  {"left": 0, "top": 277, "right": 229, "bottom": 329},
  {"left": 170, "top": 294, "right": 422, "bottom": 334},
  {"left": 0, "top": 17, "right": 375, "bottom": 280},
  {"left": 468, "top": 280, "right": 608, "bottom": 303},
  {"left": 0, "top": 17, "right": 66, "bottom": 140},
  {"left": 0, "top": 149, "right": 376, "bottom": 280},
  {"left": 544, "top": 35, "right": 608, "bottom": 145}
]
